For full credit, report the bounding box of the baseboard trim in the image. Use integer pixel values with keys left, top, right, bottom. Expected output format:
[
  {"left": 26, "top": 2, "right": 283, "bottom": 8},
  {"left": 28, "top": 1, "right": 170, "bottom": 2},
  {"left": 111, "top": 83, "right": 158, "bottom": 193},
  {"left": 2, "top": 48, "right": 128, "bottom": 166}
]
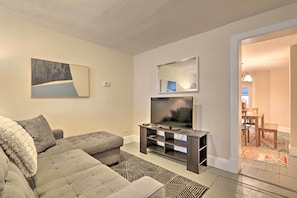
[
  {"left": 289, "top": 144, "right": 297, "bottom": 157},
  {"left": 278, "top": 126, "right": 290, "bottom": 133},
  {"left": 123, "top": 135, "right": 139, "bottom": 144},
  {"left": 207, "top": 155, "right": 239, "bottom": 173}
]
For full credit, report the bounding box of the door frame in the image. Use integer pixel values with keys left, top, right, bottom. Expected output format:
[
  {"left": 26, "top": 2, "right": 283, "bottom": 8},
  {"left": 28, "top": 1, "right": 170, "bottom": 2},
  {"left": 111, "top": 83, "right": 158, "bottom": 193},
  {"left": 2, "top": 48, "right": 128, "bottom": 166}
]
[{"left": 230, "top": 18, "right": 297, "bottom": 173}]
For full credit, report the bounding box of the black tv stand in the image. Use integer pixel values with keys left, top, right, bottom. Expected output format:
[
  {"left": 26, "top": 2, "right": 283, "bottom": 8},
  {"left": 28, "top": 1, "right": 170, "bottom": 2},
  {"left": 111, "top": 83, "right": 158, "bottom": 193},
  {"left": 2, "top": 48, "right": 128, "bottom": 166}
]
[{"left": 139, "top": 125, "right": 209, "bottom": 174}]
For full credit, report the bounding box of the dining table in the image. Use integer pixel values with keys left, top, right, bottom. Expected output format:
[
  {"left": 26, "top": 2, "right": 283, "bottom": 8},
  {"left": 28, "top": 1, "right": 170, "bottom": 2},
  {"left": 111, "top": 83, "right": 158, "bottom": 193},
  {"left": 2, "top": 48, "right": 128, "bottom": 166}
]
[{"left": 242, "top": 109, "right": 264, "bottom": 147}]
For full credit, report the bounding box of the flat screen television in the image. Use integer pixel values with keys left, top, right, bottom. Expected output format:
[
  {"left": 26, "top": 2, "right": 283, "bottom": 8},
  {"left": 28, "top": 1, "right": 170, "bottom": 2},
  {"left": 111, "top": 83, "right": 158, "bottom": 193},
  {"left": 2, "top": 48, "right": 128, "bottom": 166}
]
[{"left": 151, "top": 96, "right": 193, "bottom": 130}]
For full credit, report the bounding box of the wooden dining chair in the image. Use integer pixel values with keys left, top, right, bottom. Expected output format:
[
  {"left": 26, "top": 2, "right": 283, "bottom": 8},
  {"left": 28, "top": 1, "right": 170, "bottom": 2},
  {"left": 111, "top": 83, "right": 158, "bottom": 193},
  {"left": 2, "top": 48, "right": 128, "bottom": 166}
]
[
  {"left": 259, "top": 123, "right": 278, "bottom": 148},
  {"left": 245, "top": 107, "right": 259, "bottom": 126},
  {"left": 247, "top": 107, "right": 258, "bottom": 113},
  {"left": 241, "top": 110, "right": 249, "bottom": 146}
]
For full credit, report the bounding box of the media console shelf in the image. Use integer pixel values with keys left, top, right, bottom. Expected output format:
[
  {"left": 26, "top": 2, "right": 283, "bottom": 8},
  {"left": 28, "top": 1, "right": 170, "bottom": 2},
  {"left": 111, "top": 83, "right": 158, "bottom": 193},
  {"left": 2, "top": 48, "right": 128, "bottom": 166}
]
[{"left": 139, "top": 125, "right": 209, "bottom": 174}]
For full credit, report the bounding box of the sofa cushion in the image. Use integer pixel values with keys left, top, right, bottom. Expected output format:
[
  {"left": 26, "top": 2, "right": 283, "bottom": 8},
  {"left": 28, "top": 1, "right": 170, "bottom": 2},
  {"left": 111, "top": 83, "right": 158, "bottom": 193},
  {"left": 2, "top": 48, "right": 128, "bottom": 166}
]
[
  {"left": 34, "top": 149, "right": 129, "bottom": 198},
  {"left": 34, "top": 149, "right": 102, "bottom": 185},
  {"left": 0, "top": 147, "right": 35, "bottom": 198},
  {"left": 0, "top": 115, "right": 37, "bottom": 178},
  {"left": 106, "top": 176, "right": 165, "bottom": 198},
  {"left": 17, "top": 114, "right": 56, "bottom": 153},
  {"left": 38, "top": 131, "right": 123, "bottom": 159}
]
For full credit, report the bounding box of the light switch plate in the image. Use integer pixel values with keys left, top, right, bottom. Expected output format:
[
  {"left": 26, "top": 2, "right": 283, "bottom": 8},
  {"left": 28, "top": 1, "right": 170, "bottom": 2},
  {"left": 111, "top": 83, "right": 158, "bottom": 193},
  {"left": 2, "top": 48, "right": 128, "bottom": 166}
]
[{"left": 103, "top": 81, "right": 111, "bottom": 87}]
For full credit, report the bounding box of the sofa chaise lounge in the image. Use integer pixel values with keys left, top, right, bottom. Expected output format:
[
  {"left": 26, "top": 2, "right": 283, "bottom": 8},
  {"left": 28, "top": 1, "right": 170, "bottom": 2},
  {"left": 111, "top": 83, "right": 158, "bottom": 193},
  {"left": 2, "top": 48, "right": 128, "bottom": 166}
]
[{"left": 0, "top": 115, "right": 165, "bottom": 198}]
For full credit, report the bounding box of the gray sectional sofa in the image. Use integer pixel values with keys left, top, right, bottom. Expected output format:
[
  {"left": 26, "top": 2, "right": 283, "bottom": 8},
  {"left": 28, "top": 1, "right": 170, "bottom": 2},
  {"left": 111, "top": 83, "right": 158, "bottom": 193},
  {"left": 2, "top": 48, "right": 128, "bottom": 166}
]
[
  {"left": 0, "top": 115, "right": 165, "bottom": 198},
  {"left": 39, "top": 129, "right": 124, "bottom": 166}
]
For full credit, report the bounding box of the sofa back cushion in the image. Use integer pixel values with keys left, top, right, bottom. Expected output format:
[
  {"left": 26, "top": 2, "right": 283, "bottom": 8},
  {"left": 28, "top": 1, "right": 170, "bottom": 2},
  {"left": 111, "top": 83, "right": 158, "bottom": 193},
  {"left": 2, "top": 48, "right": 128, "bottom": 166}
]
[
  {"left": 0, "top": 147, "right": 35, "bottom": 198},
  {"left": 17, "top": 114, "right": 56, "bottom": 153},
  {"left": 0, "top": 115, "right": 37, "bottom": 178}
]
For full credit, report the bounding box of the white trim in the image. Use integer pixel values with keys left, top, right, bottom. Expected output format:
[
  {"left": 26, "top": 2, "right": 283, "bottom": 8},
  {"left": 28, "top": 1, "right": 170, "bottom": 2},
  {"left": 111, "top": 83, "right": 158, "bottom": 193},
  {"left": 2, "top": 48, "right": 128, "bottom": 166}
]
[
  {"left": 278, "top": 126, "right": 290, "bottom": 133},
  {"left": 231, "top": 18, "right": 297, "bottom": 173},
  {"left": 289, "top": 144, "right": 297, "bottom": 157},
  {"left": 123, "top": 135, "right": 138, "bottom": 144},
  {"left": 207, "top": 155, "right": 239, "bottom": 174},
  {"left": 230, "top": 34, "right": 240, "bottom": 173}
]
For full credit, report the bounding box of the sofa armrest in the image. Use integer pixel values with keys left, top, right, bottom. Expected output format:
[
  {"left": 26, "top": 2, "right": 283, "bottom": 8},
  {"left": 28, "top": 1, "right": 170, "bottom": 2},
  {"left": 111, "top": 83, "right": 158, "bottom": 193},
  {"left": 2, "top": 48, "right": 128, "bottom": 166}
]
[
  {"left": 106, "top": 176, "right": 165, "bottom": 198},
  {"left": 52, "top": 129, "right": 64, "bottom": 140}
]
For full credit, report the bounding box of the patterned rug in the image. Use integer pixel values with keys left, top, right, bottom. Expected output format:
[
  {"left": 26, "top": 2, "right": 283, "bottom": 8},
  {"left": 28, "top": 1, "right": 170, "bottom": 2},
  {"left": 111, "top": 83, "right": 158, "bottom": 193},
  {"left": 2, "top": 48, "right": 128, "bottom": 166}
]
[
  {"left": 241, "top": 130, "right": 289, "bottom": 166},
  {"left": 111, "top": 151, "right": 208, "bottom": 198}
]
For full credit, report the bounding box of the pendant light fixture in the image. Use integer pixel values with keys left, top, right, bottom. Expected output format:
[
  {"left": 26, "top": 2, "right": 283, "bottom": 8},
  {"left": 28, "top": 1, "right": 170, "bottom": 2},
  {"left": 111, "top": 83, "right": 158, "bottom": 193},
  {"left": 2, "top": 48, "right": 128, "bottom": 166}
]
[{"left": 242, "top": 72, "right": 253, "bottom": 82}]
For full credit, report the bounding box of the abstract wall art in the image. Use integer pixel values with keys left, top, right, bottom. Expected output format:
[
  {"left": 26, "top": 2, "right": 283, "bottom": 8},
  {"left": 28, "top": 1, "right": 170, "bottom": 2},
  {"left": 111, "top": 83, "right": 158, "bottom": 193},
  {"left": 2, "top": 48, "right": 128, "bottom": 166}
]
[{"left": 31, "top": 58, "right": 89, "bottom": 98}]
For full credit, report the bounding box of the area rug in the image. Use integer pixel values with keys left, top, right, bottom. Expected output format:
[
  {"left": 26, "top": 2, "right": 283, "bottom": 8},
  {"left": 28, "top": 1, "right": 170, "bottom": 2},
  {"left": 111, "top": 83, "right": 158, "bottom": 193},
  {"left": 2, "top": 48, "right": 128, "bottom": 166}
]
[
  {"left": 241, "top": 130, "right": 289, "bottom": 166},
  {"left": 111, "top": 151, "right": 208, "bottom": 198}
]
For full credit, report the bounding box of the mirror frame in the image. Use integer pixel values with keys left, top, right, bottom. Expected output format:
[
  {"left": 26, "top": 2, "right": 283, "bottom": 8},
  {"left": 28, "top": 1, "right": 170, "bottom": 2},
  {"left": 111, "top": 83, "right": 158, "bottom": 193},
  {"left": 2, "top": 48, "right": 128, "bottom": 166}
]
[{"left": 157, "top": 56, "right": 199, "bottom": 93}]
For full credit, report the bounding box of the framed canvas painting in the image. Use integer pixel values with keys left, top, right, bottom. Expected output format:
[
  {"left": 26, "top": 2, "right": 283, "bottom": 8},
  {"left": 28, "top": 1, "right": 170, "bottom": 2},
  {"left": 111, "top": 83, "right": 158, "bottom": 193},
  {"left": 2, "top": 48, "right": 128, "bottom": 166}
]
[{"left": 31, "top": 58, "right": 89, "bottom": 98}]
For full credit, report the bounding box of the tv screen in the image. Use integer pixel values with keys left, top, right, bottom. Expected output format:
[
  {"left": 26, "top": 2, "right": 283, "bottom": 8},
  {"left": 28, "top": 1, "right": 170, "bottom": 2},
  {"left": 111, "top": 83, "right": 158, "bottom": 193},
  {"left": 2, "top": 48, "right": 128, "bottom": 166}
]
[{"left": 151, "top": 96, "right": 193, "bottom": 129}]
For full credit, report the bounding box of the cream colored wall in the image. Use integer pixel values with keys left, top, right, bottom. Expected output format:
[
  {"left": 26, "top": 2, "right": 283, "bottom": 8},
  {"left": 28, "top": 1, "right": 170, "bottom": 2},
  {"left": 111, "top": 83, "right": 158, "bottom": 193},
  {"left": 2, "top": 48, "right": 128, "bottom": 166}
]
[
  {"left": 133, "top": 3, "right": 297, "bottom": 171},
  {"left": 270, "top": 68, "right": 290, "bottom": 128},
  {"left": 251, "top": 68, "right": 289, "bottom": 130},
  {"left": 252, "top": 71, "right": 271, "bottom": 121},
  {"left": 0, "top": 12, "right": 133, "bottom": 137}
]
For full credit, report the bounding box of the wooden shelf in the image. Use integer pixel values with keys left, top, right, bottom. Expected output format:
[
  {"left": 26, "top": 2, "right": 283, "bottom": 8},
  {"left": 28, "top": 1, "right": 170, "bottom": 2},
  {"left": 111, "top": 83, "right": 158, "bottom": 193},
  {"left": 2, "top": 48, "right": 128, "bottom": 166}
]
[
  {"left": 147, "top": 135, "right": 165, "bottom": 142},
  {"left": 147, "top": 145, "right": 164, "bottom": 154},
  {"left": 199, "top": 159, "right": 207, "bottom": 166},
  {"left": 140, "top": 125, "right": 209, "bottom": 174},
  {"left": 165, "top": 139, "right": 187, "bottom": 147},
  {"left": 199, "top": 145, "right": 207, "bottom": 152},
  {"left": 165, "top": 150, "right": 187, "bottom": 162}
]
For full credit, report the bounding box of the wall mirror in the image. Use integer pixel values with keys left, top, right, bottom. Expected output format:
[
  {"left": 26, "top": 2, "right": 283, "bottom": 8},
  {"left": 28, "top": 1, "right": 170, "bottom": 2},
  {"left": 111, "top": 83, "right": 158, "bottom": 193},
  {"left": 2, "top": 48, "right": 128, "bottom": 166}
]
[{"left": 158, "top": 56, "right": 199, "bottom": 93}]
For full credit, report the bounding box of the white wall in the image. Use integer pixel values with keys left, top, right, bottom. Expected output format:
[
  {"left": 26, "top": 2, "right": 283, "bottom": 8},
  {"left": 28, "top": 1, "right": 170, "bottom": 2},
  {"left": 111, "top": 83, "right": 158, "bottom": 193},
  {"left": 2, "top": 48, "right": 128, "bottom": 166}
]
[
  {"left": 133, "top": 3, "right": 297, "bottom": 172},
  {"left": 0, "top": 12, "right": 134, "bottom": 137}
]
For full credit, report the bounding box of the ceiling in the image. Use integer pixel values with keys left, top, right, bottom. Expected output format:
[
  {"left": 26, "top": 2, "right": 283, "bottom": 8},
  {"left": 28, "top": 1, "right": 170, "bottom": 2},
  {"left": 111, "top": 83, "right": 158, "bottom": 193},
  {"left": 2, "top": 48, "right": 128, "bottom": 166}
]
[
  {"left": 242, "top": 30, "right": 297, "bottom": 72},
  {"left": 1, "top": 0, "right": 297, "bottom": 55}
]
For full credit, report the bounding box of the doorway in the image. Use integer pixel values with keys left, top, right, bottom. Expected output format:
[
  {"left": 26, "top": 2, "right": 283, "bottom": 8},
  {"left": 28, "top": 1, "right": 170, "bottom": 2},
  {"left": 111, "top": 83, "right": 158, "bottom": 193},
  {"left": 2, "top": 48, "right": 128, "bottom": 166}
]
[
  {"left": 230, "top": 19, "right": 297, "bottom": 174},
  {"left": 240, "top": 34, "right": 292, "bottom": 167}
]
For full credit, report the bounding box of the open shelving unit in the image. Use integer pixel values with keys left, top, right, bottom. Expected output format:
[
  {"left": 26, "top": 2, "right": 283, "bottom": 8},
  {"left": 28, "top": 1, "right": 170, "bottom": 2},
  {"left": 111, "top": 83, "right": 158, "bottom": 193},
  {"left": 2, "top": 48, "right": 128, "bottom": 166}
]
[{"left": 140, "top": 125, "right": 209, "bottom": 174}]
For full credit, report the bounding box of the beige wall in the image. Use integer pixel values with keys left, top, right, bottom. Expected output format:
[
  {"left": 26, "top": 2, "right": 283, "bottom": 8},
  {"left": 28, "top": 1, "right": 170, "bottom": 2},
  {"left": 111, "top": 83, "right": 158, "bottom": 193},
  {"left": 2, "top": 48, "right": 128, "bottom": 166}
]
[
  {"left": 252, "top": 71, "right": 271, "bottom": 120},
  {"left": 134, "top": 3, "right": 297, "bottom": 171},
  {"left": 270, "top": 68, "right": 290, "bottom": 128},
  {"left": 0, "top": 12, "right": 134, "bottom": 137},
  {"left": 250, "top": 68, "right": 289, "bottom": 130}
]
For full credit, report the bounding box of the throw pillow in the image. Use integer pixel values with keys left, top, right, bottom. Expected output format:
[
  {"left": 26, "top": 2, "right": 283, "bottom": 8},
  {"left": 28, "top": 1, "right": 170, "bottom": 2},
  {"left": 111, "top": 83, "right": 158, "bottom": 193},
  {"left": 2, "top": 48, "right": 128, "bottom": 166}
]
[
  {"left": 17, "top": 115, "right": 56, "bottom": 153},
  {"left": 0, "top": 115, "right": 37, "bottom": 178}
]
